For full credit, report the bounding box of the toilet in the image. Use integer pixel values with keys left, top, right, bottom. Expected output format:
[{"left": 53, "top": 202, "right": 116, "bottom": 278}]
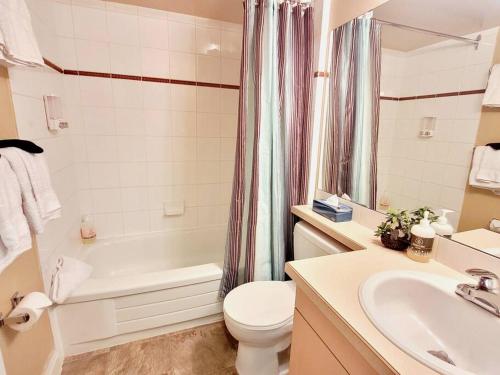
[{"left": 223, "top": 221, "right": 350, "bottom": 375}]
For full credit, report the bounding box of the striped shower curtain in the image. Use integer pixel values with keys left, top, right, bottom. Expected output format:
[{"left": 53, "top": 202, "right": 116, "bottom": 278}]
[
  {"left": 322, "top": 14, "right": 381, "bottom": 209},
  {"left": 220, "top": 0, "right": 314, "bottom": 297}
]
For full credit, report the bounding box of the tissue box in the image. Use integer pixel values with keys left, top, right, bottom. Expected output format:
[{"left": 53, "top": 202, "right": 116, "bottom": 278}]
[{"left": 312, "top": 199, "right": 353, "bottom": 222}]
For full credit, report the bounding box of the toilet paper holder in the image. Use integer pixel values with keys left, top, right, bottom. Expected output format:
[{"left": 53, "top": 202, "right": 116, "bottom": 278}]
[{"left": 0, "top": 292, "right": 30, "bottom": 328}]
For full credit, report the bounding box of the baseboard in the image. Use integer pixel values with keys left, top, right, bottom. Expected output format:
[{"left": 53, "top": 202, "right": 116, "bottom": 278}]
[{"left": 43, "top": 348, "right": 64, "bottom": 375}]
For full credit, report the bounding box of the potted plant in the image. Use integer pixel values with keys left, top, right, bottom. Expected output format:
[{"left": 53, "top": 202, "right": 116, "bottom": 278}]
[
  {"left": 375, "top": 208, "right": 412, "bottom": 251},
  {"left": 410, "top": 207, "right": 438, "bottom": 225}
]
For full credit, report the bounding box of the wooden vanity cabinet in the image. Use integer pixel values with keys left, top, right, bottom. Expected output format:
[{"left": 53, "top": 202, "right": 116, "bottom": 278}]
[{"left": 289, "top": 288, "right": 395, "bottom": 375}]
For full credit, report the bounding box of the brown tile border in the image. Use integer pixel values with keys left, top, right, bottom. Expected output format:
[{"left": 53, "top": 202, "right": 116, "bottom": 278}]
[
  {"left": 41, "top": 56, "right": 240, "bottom": 90},
  {"left": 314, "top": 71, "right": 330, "bottom": 78},
  {"left": 381, "top": 89, "right": 486, "bottom": 101},
  {"left": 43, "top": 58, "right": 64, "bottom": 74}
]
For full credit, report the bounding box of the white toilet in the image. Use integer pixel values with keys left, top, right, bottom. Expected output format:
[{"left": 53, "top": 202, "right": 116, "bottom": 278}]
[{"left": 223, "top": 221, "right": 350, "bottom": 375}]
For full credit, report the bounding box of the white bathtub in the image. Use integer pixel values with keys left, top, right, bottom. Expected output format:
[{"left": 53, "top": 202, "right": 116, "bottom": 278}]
[{"left": 56, "top": 227, "right": 226, "bottom": 355}]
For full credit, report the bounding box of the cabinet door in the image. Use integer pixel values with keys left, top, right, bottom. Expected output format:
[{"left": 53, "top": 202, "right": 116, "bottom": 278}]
[{"left": 290, "top": 310, "right": 348, "bottom": 375}]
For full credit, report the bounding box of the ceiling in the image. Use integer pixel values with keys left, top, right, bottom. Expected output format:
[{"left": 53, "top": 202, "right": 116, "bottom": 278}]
[
  {"left": 108, "top": 0, "right": 243, "bottom": 24},
  {"left": 374, "top": 0, "right": 500, "bottom": 51}
]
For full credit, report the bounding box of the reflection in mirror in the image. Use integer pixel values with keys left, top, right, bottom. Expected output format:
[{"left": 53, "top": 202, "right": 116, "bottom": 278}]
[{"left": 318, "top": 0, "right": 500, "bottom": 256}]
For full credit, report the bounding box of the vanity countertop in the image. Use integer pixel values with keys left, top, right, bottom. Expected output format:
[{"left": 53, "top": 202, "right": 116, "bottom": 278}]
[{"left": 285, "top": 205, "right": 472, "bottom": 375}]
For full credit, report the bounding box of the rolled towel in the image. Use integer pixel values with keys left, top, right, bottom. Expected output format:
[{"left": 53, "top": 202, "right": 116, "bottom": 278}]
[
  {"left": 476, "top": 146, "right": 500, "bottom": 183},
  {"left": 49, "top": 256, "right": 93, "bottom": 304},
  {"left": 469, "top": 146, "right": 500, "bottom": 193},
  {"left": 483, "top": 64, "right": 500, "bottom": 107}
]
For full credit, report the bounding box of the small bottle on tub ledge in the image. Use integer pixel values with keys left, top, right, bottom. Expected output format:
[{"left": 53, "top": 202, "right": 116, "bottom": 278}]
[
  {"left": 407, "top": 211, "right": 435, "bottom": 263},
  {"left": 80, "top": 215, "right": 96, "bottom": 244}
]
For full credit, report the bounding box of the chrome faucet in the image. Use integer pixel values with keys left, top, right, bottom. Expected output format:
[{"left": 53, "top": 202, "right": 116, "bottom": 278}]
[{"left": 456, "top": 269, "right": 500, "bottom": 317}]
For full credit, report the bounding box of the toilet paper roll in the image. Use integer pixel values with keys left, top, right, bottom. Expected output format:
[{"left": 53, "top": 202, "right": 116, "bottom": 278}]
[{"left": 7, "top": 292, "right": 52, "bottom": 332}]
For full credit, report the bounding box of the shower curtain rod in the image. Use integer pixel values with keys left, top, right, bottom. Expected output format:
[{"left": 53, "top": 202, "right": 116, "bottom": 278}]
[{"left": 375, "top": 19, "right": 481, "bottom": 49}]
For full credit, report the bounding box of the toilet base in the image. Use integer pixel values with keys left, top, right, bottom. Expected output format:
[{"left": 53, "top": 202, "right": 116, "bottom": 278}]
[{"left": 235, "top": 341, "right": 290, "bottom": 375}]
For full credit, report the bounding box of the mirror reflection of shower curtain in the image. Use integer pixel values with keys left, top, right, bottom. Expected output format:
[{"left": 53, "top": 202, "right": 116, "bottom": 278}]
[{"left": 322, "top": 14, "right": 381, "bottom": 209}]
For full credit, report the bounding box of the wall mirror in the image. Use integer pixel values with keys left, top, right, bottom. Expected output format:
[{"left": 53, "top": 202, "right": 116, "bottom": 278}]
[{"left": 318, "top": 0, "right": 500, "bottom": 257}]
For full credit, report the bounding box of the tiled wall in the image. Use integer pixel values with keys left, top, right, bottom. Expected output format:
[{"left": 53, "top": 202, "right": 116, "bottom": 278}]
[
  {"left": 378, "top": 28, "right": 497, "bottom": 227},
  {"left": 60, "top": 1, "right": 241, "bottom": 237},
  {"left": 7, "top": 0, "right": 241, "bottom": 279}
]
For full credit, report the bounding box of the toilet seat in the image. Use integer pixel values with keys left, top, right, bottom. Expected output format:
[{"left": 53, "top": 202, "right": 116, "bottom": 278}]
[{"left": 224, "top": 281, "right": 296, "bottom": 331}]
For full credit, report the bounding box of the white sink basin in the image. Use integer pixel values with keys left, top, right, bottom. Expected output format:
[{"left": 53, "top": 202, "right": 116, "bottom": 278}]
[{"left": 359, "top": 271, "right": 500, "bottom": 375}]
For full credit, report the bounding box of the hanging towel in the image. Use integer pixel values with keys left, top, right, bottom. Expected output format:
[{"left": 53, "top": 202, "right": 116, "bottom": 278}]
[
  {"left": 0, "top": 148, "right": 61, "bottom": 232},
  {"left": 0, "top": 157, "right": 31, "bottom": 272},
  {"left": 14, "top": 148, "right": 61, "bottom": 221},
  {"left": 469, "top": 146, "right": 500, "bottom": 194},
  {"left": 476, "top": 146, "right": 500, "bottom": 183},
  {"left": 49, "top": 256, "right": 93, "bottom": 304},
  {"left": 0, "top": 0, "right": 44, "bottom": 67},
  {"left": 483, "top": 65, "right": 500, "bottom": 107}
]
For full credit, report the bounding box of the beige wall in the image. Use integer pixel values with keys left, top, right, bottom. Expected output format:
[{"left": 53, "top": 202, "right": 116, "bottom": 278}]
[
  {"left": 458, "top": 30, "right": 500, "bottom": 232},
  {"left": 0, "top": 66, "right": 55, "bottom": 375},
  {"left": 330, "top": 0, "right": 390, "bottom": 28}
]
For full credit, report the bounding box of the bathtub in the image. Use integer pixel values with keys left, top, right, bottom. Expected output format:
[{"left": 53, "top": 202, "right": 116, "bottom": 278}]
[{"left": 56, "top": 227, "right": 227, "bottom": 355}]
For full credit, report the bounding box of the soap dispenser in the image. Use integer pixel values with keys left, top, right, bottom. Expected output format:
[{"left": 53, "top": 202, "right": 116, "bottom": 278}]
[
  {"left": 407, "top": 211, "right": 435, "bottom": 263},
  {"left": 431, "top": 209, "right": 454, "bottom": 238}
]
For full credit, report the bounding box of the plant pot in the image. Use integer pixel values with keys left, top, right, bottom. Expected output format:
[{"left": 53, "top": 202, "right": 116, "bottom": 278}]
[{"left": 380, "top": 233, "right": 410, "bottom": 251}]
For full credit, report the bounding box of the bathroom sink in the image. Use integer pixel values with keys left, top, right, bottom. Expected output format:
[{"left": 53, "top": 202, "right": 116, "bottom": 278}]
[{"left": 359, "top": 271, "right": 500, "bottom": 375}]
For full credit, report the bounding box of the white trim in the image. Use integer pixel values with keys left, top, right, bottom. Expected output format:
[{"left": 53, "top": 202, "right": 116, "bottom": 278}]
[{"left": 43, "top": 349, "right": 64, "bottom": 375}]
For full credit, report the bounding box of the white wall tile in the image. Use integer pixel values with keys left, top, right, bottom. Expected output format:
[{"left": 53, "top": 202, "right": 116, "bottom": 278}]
[
  {"left": 112, "top": 79, "right": 143, "bottom": 108},
  {"left": 196, "top": 55, "right": 221, "bottom": 83},
  {"left": 169, "top": 22, "right": 195, "bottom": 52},
  {"left": 170, "top": 52, "right": 196, "bottom": 80},
  {"left": 197, "top": 87, "right": 220, "bottom": 113},
  {"left": 221, "top": 30, "right": 241, "bottom": 59},
  {"left": 220, "top": 58, "right": 240, "bottom": 85},
  {"left": 109, "top": 44, "right": 141, "bottom": 75},
  {"left": 172, "top": 112, "right": 196, "bottom": 137},
  {"left": 196, "top": 26, "right": 221, "bottom": 55},
  {"left": 171, "top": 85, "right": 196, "bottom": 111},
  {"left": 75, "top": 39, "right": 110, "bottom": 72},
  {"left": 107, "top": 10, "right": 139, "bottom": 45},
  {"left": 72, "top": 5, "right": 107, "bottom": 41},
  {"left": 142, "top": 82, "right": 171, "bottom": 110},
  {"left": 115, "top": 108, "right": 145, "bottom": 135},
  {"left": 139, "top": 16, "right": 168, "bottom": 49},
  {"left": 141, "top": 48, "right": 169, "bottom": 77},
  {"left": 79, "top": 76, "right": 113, "bottom": 107}
]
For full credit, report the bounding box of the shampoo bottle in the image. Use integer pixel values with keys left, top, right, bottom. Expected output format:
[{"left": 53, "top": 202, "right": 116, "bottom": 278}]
[{"left": 407, "top": 211, "right": 435, "bottom": 263}]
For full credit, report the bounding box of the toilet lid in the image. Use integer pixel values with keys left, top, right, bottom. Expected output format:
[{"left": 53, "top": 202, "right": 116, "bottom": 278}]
[{"left": 224, "top": 281, "right": 296, "bottom": 329}]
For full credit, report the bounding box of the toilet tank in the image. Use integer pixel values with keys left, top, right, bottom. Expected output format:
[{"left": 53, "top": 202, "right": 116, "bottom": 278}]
[{"left": 293, "top": 221, "right": 350, "bottom": 260}]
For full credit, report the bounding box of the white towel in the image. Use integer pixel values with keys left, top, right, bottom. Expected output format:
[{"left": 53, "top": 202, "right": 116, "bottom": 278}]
[
  {"left": 483, "top": 65, "right": 500, "bottom": 107},
  {"left": 0, "top": 157, "right": 31, "bottom": 273},
  {"left": 0, "top": 148, "right": 61, "bottom": 232},
  {"left": 49, "top": 256, "right": 93, "bottom": 304},
  {"left": 0, "top": 0, "right": 44, "bottom": 67},
  {"left": 476, "top": 146, "right": 500, "bottom": 183},
  {"left": 469, "top": 146, "right": 500, "bottom": 194},
  {"left": 14, "top": 149, "right": 61, "bottom": 221}
]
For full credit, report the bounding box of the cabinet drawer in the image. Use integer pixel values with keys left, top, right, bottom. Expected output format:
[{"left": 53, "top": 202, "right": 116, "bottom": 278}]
[
  {"left": 295, "top": 288, "right": 394, "bottom": 375},
  {"left": 290, "top": 309, "right": 348, "bottom": 375}
]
